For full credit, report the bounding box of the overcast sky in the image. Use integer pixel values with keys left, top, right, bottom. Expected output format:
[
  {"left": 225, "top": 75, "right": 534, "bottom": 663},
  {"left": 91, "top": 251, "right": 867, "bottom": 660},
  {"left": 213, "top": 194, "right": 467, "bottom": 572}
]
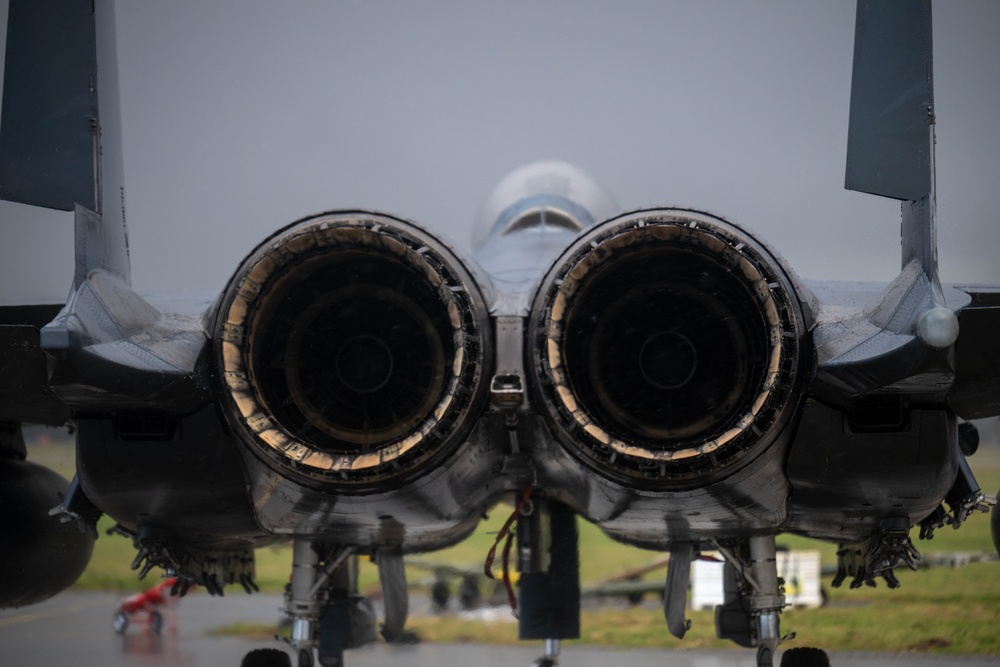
[{"left": 1, "top": 1, "right": 998, "bottom": 303}]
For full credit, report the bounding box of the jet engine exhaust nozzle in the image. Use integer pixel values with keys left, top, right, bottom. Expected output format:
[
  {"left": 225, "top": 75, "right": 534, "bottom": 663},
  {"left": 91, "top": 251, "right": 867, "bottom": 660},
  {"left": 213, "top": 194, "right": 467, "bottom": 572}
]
[
  {"left": 530, "top": 209, "right": 806, "bottom": 489},
  {"left": 215, "top": 212, "right": 489, "bottom": 490}
]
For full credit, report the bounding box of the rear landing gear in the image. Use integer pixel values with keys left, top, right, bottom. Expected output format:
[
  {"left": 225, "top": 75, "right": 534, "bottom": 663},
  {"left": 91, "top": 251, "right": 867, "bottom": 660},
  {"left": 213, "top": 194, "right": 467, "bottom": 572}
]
[
  {"left": 748, "top": 535, "right": 784, "bottom": 667},
  {"left": 712, "top": 534, "right": 817, "bottom": 667},
  {"left": 242, "top": 540, "right": 380, "bottom": 667}
]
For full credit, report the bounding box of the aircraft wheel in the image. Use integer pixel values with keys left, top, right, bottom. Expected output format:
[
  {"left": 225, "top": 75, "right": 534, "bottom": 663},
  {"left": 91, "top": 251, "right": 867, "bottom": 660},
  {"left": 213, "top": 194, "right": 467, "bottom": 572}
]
[
  {"left": 112, "top": 611, "right": 128, "bottom": 634},
  {"left": 780, "top": 647, "right": 830, "bottom": 667},
  {"left": 240, "top": 648, "right": 293, "bottom": 667},
  {"left": 149, "top": 610, "right": 164, "bottom": 634},
  {"left": 627, "top": 591, "right": 644, "bottom": 606}
]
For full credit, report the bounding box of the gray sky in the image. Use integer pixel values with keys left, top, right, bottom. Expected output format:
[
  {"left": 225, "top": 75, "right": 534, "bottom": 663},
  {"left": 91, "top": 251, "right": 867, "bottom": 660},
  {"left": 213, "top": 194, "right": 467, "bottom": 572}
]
[{"left": 1, "top": 0, "right": 998, "bottom": 303}]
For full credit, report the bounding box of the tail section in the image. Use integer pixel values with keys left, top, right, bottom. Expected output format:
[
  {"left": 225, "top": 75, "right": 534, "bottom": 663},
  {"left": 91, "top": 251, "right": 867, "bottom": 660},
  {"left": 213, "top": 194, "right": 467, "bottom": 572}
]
[
  {"left": 814, "top": 0, "right": 962, "bottom": 401},
  {"left": 844, "top": 0, "right": 937, "bottom": 277},
  {"left": 845, "top": 0, "right": 934, "bottom": 204},
  {"left": 1, "top": 0, "right": 98, "bottom": 211},
  {"left": 1, "top": 0, "right": 129, "bottom": 286}
]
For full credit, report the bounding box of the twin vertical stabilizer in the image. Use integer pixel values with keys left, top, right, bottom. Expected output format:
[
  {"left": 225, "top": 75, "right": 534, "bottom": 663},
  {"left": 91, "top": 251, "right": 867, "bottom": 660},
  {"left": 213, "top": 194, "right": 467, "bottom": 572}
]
[
  {"left": 0, "top": 0, "right": 129, "bottom": 286},
  {"left": 845, "top": 0, "right": 938, "bottom": 278}
]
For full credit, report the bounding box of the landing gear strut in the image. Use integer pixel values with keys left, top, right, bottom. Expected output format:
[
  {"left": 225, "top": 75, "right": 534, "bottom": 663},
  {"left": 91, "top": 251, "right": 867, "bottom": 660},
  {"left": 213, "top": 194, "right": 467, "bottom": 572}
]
[
  {"left": 747, "top": 535, "right": 784, "bottom": 667},
  {"left": 242, "top": 540, "right": 379, "bottom": 667},
  {"left": 712, "top": 535, "right": 830, "bottom": 667},
  {"left": 715, "top": 535, "right": 786, "bottom": 667}
]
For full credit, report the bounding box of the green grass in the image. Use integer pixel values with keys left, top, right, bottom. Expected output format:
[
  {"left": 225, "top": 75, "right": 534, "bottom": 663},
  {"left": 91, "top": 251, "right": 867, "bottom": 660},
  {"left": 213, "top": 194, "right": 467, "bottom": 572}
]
[
  {"left": 23, "top": 429, "right": 1000, "bottom": 654},
  {"left": 211, "top": 562, "right": 1000, "bottom": 655},
  {"left": 406, "top": 576, "right": 1000, "bottom": 654}
]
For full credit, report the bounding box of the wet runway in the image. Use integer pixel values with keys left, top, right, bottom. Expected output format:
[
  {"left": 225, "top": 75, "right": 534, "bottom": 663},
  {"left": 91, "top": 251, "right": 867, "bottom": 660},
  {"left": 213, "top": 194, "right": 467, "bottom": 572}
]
[{"left": 1, "top": 592, "right": 995, "bottom": 667}]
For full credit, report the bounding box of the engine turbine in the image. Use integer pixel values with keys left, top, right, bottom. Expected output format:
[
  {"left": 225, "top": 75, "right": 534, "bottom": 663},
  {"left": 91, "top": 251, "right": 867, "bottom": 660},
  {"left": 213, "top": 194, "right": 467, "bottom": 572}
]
[
  {"left": 529, "top": 209, "right": 808, "bottom": 489},
  {"left": 215, "top": 212, "right": 490, "bottom": 491}
]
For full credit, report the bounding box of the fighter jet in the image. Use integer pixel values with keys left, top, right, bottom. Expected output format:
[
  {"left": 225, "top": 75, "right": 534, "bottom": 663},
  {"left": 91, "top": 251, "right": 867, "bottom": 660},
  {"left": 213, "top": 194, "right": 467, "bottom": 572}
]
[{"left": 0, "top": 1, "right": 997, "bottom": 667}]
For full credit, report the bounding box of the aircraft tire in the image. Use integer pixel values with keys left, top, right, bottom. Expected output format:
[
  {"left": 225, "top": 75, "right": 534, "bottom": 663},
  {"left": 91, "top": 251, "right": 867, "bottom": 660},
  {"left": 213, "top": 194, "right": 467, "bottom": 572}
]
[
  {"left": 241, "top": 648, "right": 293, "bottom": 667},
  {"left": 779, "top": 647, "right": 830, "bottom": 667}
]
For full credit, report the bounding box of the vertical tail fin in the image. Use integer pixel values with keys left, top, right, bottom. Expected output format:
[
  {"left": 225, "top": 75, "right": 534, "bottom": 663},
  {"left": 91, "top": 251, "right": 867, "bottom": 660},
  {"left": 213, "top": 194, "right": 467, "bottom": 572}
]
[
  {"left": 844, "top": 0, "right": 937, "bottom": 278},
  {"left": 816, "top": 0, "right": 961, "bottom": 400},
  {"left": 1, "top": 0, "right": 129, "bottom": 286}
]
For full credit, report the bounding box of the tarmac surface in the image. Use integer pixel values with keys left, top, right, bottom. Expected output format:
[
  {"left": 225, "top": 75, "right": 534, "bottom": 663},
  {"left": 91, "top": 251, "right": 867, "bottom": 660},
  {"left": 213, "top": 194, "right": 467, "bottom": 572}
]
[{"left": 1, "top": 591, "right": 996, "bottom": 667}]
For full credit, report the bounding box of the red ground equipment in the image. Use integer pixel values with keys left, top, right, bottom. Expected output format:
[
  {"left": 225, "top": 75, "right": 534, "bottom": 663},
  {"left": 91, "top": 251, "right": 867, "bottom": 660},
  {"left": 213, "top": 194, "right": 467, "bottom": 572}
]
[{"left": 112, "top": 577, "right": 185, "bottom": 634}]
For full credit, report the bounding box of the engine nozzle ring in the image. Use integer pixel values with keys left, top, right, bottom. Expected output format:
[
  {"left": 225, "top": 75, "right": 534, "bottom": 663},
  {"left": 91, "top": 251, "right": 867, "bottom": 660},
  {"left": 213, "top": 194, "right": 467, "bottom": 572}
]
[{"left": 529, "top": 209, "right": 805, "bottom": 489}]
